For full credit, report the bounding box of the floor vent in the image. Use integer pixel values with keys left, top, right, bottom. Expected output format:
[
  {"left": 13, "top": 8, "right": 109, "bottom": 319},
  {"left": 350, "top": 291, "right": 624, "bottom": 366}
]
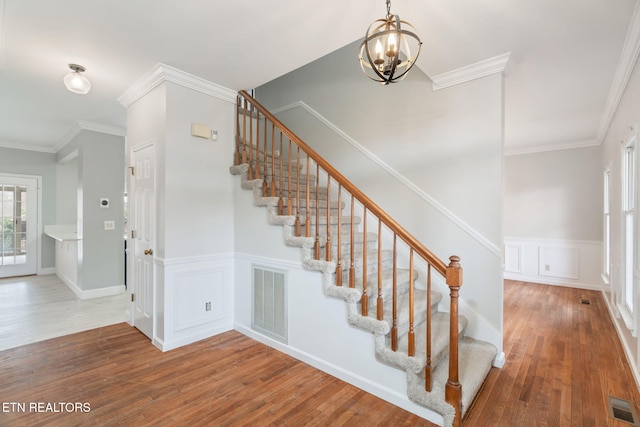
[
  {"left": 608, "top": 396, "right": 639, "bottom": 425},
  {"left": 580, "top": 299, "right": 591, "bottom": 305},
  {"left": 252, "top": 265, "right": 287, "bottom": 343}
]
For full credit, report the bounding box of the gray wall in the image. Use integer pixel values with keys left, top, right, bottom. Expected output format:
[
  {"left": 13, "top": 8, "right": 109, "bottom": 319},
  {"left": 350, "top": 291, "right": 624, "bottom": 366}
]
[
  {"left": 0, "top": 147, "right": 56, "bottom": 269},
  {"left": 77, "top": 132, "right": 125, "bottom": 290},
  {"left": 255, "top": 39, "right": 505, "bottom": 347},
  {"left": 504, "top": 146, "right": 602, "bottom": 240}
]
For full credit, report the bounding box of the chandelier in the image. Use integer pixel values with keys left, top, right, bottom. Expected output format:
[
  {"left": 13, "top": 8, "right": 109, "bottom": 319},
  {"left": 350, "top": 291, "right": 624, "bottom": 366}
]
[{"left": 358, "top": 0, "right": 422, "bottom": 85}]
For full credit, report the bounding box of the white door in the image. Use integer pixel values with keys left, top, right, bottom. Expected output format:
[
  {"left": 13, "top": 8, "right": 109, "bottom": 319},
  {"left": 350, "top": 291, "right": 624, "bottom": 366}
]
[
  {"left": 129, "top": 143, "right": 156, "bottom": 339},
  {"left": 0, "top": 176, "right": 37, "bottom": 278}
]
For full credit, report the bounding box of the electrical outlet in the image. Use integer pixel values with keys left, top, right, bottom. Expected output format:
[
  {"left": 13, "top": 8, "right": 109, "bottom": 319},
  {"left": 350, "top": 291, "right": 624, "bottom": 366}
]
[
  {"left": 205, "top": 301, "right": 211, "bottom": 311},
  {"left": 104, "top": 220, "right": 115, "bottom": 230}
]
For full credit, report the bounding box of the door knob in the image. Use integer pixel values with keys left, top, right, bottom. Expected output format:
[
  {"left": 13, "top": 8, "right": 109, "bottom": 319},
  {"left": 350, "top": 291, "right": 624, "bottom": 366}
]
[{"left": 144, "top": 249, "right": 153, "bottom": 256}]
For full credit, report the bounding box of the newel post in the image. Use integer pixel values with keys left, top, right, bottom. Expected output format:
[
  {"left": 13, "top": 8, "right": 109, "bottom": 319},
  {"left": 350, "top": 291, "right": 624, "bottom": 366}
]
[{"left": 445, "top": 255, "right": 463, "bottom": 427}]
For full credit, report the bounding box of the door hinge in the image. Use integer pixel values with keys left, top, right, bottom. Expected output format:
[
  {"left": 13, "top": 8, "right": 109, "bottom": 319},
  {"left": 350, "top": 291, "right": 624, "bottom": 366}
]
[
  {"left": 129, "top": 166, "right": 135, "bottom": 175},
  {"left": 131, "top": 230, "right": 136, "bottom": 239},
  {"left": 131, "top": 293, "right": 135, "bottom": 302}
]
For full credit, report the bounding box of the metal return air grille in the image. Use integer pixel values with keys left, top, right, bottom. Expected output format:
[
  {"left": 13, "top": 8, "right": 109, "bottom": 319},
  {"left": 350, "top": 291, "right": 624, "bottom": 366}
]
[
  {"left": 252, "top": 265, "right": 287, "bottom": 343},
  {"left": 609, "top": 396, "right": 639, "bottom": 425}
]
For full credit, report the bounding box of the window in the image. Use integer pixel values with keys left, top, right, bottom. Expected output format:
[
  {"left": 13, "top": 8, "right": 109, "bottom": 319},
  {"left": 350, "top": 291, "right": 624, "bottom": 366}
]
[
  {"left": 603, "top": 168, "right": 611, "bottom": 283},
  {"left": 622, "top": 132, "right": 637, "bottom": 318}
]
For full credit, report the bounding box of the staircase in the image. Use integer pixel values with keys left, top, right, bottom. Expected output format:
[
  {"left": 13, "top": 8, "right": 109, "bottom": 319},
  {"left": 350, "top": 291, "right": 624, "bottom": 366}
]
[{"left": 230, "top": 90, "right": 497, "bottom": 427}]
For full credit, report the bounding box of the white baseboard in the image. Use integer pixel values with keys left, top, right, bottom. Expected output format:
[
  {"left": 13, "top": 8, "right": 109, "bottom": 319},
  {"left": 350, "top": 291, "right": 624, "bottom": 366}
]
[
  {"left": 234, "top": 323, "right": 444, "bottom": 426},
  {"left": 601, "top": 291, "right": 640, "bottom": 392},
  {"left": 59, "top": 273, "right": 125, "bottom": 300},
  {"left": 158, "top": 323, "right": 234, "bottom": 352},
  {"left": 38, "top": 267, "right": 56, "bottom": 275},
  {"left": 503, "top": 273, "right": 603, "bottom": 291}
]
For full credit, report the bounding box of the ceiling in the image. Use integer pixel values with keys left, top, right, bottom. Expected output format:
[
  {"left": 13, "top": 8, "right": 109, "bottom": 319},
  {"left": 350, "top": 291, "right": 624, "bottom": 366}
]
[{"left": 0, "top": 0, "right": 638, "bottom": 154}]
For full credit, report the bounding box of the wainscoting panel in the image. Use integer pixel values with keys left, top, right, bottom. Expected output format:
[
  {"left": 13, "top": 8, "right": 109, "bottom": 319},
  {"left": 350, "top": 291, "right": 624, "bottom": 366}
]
[
  {"left": 158, "top": 254, "right": 234, "bottom": 351},
  {"left": 504, "top": 238, "right": 602, "bottom": 290},
  {"left": 538, "top": 245, "right": 580, "bottom": 279},
  {"left": 504, "top": 243, "right": 522, "bottom": 274}
]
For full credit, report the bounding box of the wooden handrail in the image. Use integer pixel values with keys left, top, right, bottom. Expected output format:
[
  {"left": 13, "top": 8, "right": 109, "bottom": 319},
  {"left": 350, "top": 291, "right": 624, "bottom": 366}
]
[{"left": 238, "top": 90, "right": 447, "bottom": 275}]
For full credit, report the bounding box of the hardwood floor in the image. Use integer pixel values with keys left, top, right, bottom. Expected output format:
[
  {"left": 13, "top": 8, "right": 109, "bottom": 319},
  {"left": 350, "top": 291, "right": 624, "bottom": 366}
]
[
  {"left": 465, "top": 280, "right": 640, "bottom": 426},
  {"left": 0, "top": 279, "right": 639, "bottom": 426},
  {"left": 0, "top": 274, "right": 128, "bottom": 351},
  {"left": 0, "top": 324, "right": 431, "bottom": 426}
]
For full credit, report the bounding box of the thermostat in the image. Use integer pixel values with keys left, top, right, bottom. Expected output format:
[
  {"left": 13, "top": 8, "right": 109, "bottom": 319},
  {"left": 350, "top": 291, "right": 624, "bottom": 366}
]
[{"left": 100, "top": 198, "right": 110, "bottom": 208}]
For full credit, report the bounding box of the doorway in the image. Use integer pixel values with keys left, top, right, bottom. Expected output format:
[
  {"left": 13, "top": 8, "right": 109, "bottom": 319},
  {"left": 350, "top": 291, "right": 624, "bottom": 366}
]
[{"left": 0, "top": 175, "right": 38, "bottom": 278}]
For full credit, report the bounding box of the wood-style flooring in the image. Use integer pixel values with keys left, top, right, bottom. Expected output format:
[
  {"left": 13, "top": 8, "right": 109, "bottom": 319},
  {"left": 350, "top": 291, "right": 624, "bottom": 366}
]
[
  {"left": 465, "top": 280, "right": 640, "bottom": 426},
  {"left": 0, "top": 279, "right": 639, "bottom": 426},
  {"left": 0, "top": 274, "right": 128, "bottom": 351}
]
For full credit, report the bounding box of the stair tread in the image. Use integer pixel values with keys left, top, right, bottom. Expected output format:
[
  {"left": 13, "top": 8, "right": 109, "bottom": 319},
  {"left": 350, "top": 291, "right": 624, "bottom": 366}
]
[
  {"left": 397, "top": 311, "right": 468, "bottom": 367},
  {"left": 407, "top": 337, "right": 497, "bottom": 417}
]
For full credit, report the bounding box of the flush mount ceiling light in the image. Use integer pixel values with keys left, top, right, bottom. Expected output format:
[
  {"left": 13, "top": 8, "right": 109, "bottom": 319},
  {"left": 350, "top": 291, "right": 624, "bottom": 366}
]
[
  {"left": 358, "top": 0, "right": 422, "bottom": 85},
  {"left": 63, "top": 63, "right": 91, "bottom": 94}
]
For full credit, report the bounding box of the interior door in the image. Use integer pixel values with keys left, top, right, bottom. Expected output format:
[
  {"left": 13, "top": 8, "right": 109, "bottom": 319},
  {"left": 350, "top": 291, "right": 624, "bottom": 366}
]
[
  {"left": 0, "top": 175, "right": 37, "bottom": 278},
  {"left": 130, "top": 143, "right": 156, "bottom": 339}
]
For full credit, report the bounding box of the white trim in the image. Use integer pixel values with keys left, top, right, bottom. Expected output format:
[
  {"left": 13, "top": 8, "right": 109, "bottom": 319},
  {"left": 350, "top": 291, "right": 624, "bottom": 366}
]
[
  {"left": 602, "top": 291, "right": 640, "bottom": 392},
  {"left": 234, "top": 323, "right": 443, "bottom": 426},
  {"left": 118, "top": 63, "right": 237, "bottom": 108},
  {"left": 60, "top": 274, "right": 126, "bottom": 300},
  {"left": 54, "top": 120, "right": 126, "bottom": 153},
  {"left": 505, "top": 138, "right": 600, "bottom": 157},
  {"left": 234, "top": 252, "right": 302, "bottom": 271},
  {"left": 597, "top": 2, "right": 640, "bottom": 145},
  {"left": 38, "top": 267, "right": 55, "bottom": 275},
  {"left": 503, "top": 273, "right": 603, "bottom": 291},
  {"left": 155, "top": 252, "right": 236, "bottom": 267},
  {"left": 271, "top": 101, "right": 501, "bottom": 257},
  {"left": 0, "top": 140, "right": 56, "bottom": 153},
  {"left": 0, "top": 173, "right": 43, "bottom": 275},
  {"left": 430, "top": 52, "right": 511, "bottom": 91}
]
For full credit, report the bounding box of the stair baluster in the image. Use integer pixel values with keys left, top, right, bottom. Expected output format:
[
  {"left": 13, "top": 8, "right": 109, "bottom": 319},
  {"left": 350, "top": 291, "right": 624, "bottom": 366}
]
[
  {"left": 305, "top": 157, "right": 311, "bottom": 238},
  {"left": 270, "top": 125, "right": 277, "bottom": 197},
  {"left": 247, "top": 104, "right": 254, "bottom": 180},
  {"left": 392, "top": 234, "right": 398, "bottom": 351},
  {"left": 349, "top": 195, "right": 355, "bottom": 289},
  {"left": 287, "top": 139, "right": 293, "bottom": 216},
  {"left": 325, "top": 175, "right": 331, "bottom": 262},
  {"left": 361, "top": 207, "right": 368, "bottom": 316},
  {"left": 313, "top": 162, "right": 320, "bottom": 259},
  {"left": 255, "top": 109, "right": 261, "bottom": 183},
  {"left": 408, "top": 248, "right": 415, "bottom": 356},
  {"left": 377, "top": 219, "right": 383, "bottom": 320},
  {"left": 277, "top": 133, "right": 284, "bottom": 215},
  {"left": 335, "top": 184, "right": 343, "bottom": 287},
  {"left": 425, "top": 263, "right": 433, "bottom": 392},
  {"left": 262, "top": 118, "right": 268, "bottom": 196},
  {"left": 294, "top": 146, "right": 301, "bottom": 236}
]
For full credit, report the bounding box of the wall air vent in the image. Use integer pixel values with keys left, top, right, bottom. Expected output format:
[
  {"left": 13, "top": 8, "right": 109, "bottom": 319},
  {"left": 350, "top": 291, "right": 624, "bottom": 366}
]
[
  {"left": 608, "top": 396, "right": 639, "bottom": 425},
  {"left": 252, "top": 265, "right": 287, "bottom": 343}
]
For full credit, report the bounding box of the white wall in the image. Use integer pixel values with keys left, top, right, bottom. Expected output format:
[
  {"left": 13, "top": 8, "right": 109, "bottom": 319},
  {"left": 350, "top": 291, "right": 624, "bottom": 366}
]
[
  {"left": 256, "top": 40, "right": 505, "bottom": 351},
  {"left": 600, "top": 46, "right": 640, "bottom": 382},
  {"left": 124, "top": 70, "right": 236, "bottom": 351},
  {"left": 504, "top": 146, "right": 602, "bottom": 288}
]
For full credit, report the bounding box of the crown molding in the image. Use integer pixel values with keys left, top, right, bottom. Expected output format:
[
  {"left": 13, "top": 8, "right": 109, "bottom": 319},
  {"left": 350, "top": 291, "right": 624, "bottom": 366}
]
[
  {"left": 53, "top": 120, "right": 126, "bottom": 153},
  {"left": 118, "top": 63, "right": 236, "bottom": 108},
  {"left": 505, "top": 138, "right": 599, "bottom": 156},
  {"left": 0, "top": 140, "right": 56, "bottom": 154},
  {"left": 431, "top": 52, "right": 511, "bottom": 91},
  {"left": 597, "top": 2, "right": 640, "bottom": 144}
]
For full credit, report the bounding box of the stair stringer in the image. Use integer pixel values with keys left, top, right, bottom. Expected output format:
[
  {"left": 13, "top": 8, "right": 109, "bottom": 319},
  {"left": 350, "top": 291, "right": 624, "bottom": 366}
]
[{"left": 231, "top": 163, "right": 492, "bottom": 427}]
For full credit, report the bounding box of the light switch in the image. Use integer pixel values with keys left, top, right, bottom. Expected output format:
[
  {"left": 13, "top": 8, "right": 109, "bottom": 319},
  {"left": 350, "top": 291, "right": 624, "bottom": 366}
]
[{"left": 104, "top": 221, "right": 115, "bottom": 230}]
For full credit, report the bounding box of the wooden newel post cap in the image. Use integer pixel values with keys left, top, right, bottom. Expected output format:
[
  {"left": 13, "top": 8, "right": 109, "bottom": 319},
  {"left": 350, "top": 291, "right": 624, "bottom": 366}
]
[{"left": 446, "top": 255, "right": 462, "bottom": 288}]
